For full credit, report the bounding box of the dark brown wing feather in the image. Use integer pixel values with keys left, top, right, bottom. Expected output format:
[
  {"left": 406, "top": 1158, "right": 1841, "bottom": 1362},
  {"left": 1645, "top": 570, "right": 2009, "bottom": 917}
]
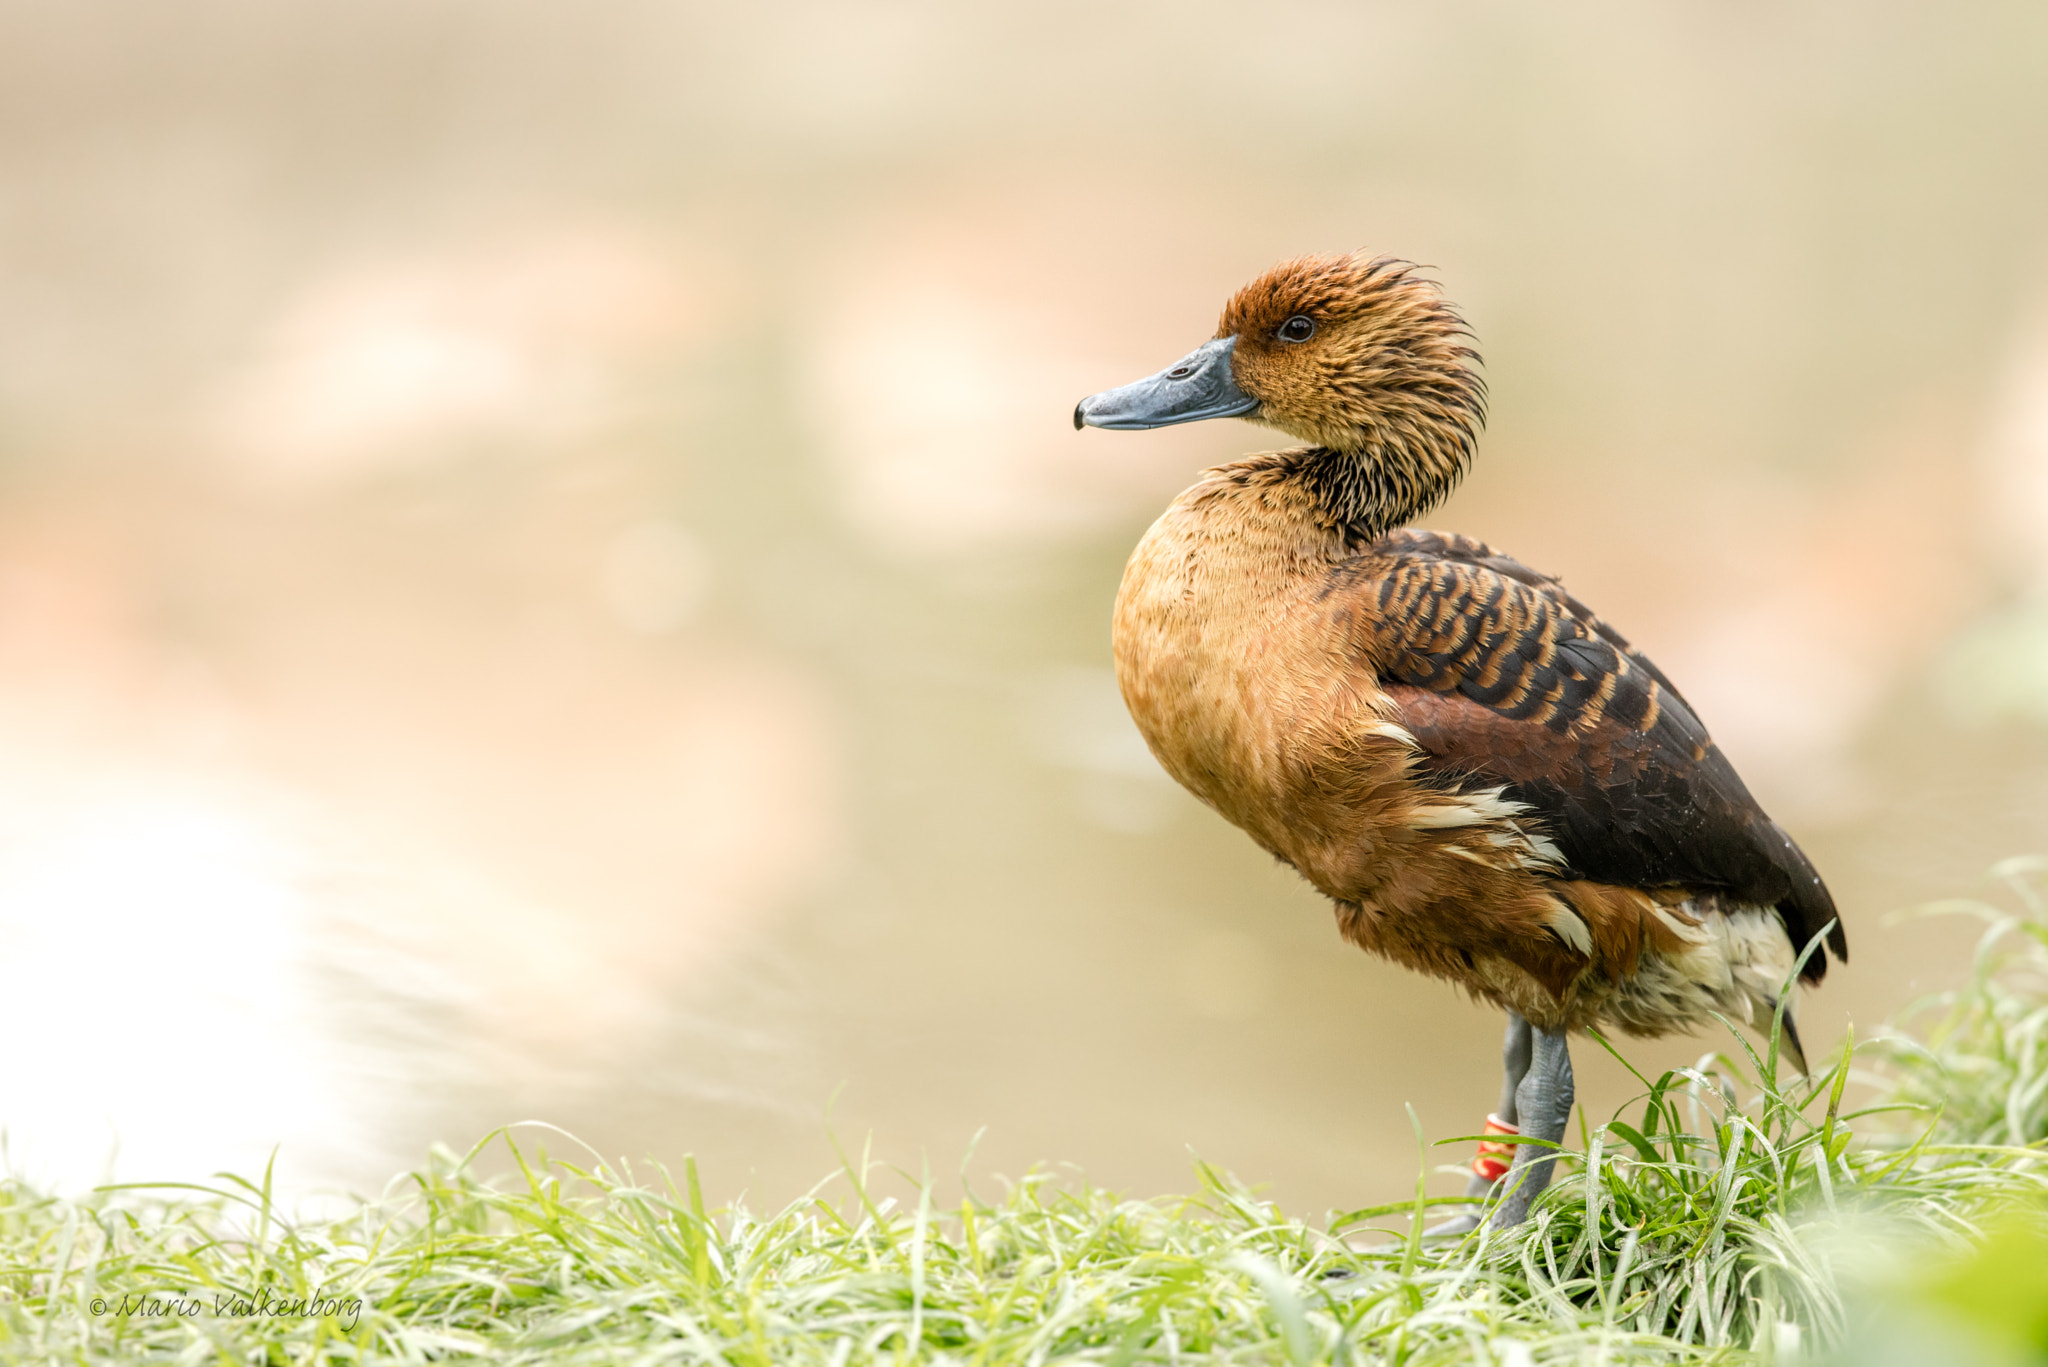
[{"left": 1336, "top": 529, "right": 1845, "bottom": 982}]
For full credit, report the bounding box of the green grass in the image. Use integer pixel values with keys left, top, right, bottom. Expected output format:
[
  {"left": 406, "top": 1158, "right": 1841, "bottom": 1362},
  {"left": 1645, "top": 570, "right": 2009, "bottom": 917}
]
[{"left": 6, "top": 863, "right": 2048, "bottom": 1365}]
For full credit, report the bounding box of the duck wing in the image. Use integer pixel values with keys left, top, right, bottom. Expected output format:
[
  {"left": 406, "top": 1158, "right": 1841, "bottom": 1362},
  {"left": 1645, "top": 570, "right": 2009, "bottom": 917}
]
[{"left": 1339, "top": 528, "right": 1844, "bottom": 981}]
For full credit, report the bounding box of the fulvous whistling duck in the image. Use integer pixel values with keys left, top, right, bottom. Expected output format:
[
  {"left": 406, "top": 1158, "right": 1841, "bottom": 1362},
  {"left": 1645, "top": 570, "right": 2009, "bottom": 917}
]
[{"left": 1074, "top": 252, "right": 1844, "bottom": 1229}]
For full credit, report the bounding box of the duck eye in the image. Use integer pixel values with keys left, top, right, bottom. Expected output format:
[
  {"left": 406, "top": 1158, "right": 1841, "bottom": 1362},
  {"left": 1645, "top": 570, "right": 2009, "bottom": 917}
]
[{"left": 1278, "top": 315, "right": 1316, "bottom": 343}]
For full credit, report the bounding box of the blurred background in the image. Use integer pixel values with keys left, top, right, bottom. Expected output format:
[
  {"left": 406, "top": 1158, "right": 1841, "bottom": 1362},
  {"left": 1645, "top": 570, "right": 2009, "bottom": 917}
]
[{"left": 2, "top": 0, "right": 2047, "bottom": 1213}]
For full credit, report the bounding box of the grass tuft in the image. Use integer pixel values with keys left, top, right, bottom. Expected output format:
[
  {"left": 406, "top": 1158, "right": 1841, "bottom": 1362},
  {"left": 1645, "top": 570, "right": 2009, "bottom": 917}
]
[{"left": 6, "top": 864, "right": 2048, "bottom": 1364}]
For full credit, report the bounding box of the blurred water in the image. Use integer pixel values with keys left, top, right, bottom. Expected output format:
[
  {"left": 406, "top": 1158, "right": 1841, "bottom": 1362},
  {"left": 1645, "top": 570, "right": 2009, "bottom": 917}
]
[{"left": 2, "top": 0, "right": 2047, "bottom": 1212}]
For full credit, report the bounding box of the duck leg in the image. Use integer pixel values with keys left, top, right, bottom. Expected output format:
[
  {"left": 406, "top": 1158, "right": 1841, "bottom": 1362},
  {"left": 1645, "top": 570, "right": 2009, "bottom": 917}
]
[
  {"left": 1425, "top": 1012, "right": 1533, "bottom": 1236},
  {"left": 1481, "top": 1011, "right": 1534, "bottom": 1165},
  {"left": 1487, "top": 1024, "right": 1574, "bottom": 1228}
]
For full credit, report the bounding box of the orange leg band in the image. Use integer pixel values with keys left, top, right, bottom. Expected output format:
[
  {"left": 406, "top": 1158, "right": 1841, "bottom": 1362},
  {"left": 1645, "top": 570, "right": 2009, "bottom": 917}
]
[{"left": 1472, "top": 1112, "right": 1520, "bottom": 1183}]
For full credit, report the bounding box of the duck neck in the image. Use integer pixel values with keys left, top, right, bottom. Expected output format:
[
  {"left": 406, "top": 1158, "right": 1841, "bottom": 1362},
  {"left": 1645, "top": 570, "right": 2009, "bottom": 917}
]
[{"left": 1296, "top": 437, "right": 1468, "bottom": 544}]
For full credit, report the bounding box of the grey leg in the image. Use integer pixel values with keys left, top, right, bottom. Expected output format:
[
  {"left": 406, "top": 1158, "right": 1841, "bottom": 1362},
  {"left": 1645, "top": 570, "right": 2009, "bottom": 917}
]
[
  {"left": 1462, "top": 1012, "right": 1533, "bottom": 1193},
  {"left": 1426, "top": 1013, "right": 1533, "bottom": 1236},
  {"left": 1487, "top": 1025, "right": 1574, "bottom": 1228},
  {"left": 1486, "top": 1014, "right": 1534, "bottom": 1136}
]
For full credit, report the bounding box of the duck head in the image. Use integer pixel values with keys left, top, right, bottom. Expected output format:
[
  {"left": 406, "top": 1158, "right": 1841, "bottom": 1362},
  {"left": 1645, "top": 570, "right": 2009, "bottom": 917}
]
[{"left": 1075, "top": 251, "right": 1487, "bottom": 535}]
